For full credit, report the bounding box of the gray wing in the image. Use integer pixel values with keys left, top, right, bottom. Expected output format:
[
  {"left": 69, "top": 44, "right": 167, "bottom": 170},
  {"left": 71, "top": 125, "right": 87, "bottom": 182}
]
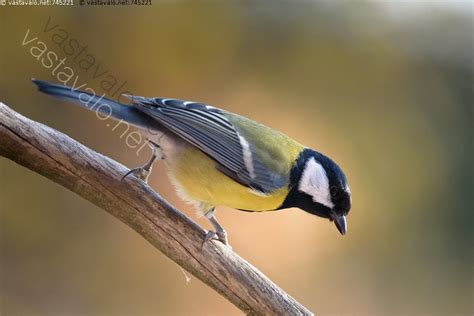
[{"left": 127, "top": 95, "right": 287, "bottom": 193}]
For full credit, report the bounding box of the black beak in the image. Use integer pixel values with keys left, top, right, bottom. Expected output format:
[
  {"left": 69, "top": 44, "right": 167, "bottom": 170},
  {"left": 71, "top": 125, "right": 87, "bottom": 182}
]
[{"left": 331, "top": 213, "right": 347, "bottom": 235}]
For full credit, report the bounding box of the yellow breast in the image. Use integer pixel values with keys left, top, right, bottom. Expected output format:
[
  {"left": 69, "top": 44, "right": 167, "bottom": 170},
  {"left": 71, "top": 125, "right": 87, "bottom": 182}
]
[{"left": 167, "top": 146, "right": 289, "bottom": 212}]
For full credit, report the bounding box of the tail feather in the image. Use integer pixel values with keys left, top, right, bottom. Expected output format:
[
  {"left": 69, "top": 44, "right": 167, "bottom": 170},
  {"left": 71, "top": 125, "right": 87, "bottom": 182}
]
[{"left": 32, "top": 79, "right": 157, "bottom": 130}]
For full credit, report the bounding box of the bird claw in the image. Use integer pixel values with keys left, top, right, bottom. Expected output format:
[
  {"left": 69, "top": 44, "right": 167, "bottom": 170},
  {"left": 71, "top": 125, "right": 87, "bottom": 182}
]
[
  {"left": 201, "top": 229, "right": 231, "bottom": 250},
  {"left": 121, "top": 139, "right": 161, "bottom": 183},
  {"left": 121, "top": 167, "right": 151, "bottom": 182}
]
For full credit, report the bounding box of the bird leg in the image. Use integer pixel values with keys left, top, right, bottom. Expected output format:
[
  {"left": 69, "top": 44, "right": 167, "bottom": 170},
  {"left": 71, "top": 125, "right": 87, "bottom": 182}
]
[
  {"left": 121, "top": 139, "right": 162, "bottom": 183},
  {"left": 202, "top": 213, "right": 230, "bottom": 249}
]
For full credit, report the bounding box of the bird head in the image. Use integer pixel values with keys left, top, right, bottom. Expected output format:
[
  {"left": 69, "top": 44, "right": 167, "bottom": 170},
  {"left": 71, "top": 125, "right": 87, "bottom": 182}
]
[{"left": 281, "top": 149, "right": 352, "bottom": 235}]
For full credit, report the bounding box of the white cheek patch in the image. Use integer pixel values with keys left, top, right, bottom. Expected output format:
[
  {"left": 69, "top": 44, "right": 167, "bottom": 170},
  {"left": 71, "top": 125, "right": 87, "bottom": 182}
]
[{"left": 298, "top": 157, "right": 334, "bottom": 208}]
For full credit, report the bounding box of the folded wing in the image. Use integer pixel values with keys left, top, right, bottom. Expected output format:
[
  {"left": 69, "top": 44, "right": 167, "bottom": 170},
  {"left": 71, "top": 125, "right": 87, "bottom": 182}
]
[{"left": 127, "top": 96, "right": 288, "bottom": 193}]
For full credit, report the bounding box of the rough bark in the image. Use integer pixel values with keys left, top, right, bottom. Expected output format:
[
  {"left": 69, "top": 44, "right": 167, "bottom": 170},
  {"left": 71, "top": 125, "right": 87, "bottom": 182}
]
[{"left": 0, "top": 102, "right": 313, "bottom": 315}]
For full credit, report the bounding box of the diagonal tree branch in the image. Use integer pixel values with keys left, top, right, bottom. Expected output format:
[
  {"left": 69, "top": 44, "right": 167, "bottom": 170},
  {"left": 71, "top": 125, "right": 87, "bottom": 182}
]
[{"left": 0, "top": 102, "right": 313, "bottom": 316}]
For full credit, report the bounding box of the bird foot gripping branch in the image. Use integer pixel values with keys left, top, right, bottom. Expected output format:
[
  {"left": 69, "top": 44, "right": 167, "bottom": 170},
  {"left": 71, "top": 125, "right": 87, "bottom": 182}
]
[
  {"left": 202, "top": 212, "right": 231, "bottom": 249},
  {"left": 121, "top": 139, "right": 162, "bottom": 183},
  {"left": 120, "top": 139, "right": 232, "bottom": 249}
]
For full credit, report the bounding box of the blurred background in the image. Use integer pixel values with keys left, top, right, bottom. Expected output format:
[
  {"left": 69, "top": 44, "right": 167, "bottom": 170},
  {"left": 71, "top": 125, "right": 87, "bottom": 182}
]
[{"left": 0, "top": 1, "right": 472, "bottom": 315}]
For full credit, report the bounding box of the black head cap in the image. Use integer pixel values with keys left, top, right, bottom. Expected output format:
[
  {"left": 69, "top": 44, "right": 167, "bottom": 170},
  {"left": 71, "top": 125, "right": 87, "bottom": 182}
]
[{"left": 280, "top": 149, "right": 352, "bottom": 235}]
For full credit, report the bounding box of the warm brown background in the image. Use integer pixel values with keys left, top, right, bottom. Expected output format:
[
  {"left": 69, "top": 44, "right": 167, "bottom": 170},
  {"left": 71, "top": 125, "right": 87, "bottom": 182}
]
[{"left": 0, "top": 2, "right": 472, "bottom": 315}]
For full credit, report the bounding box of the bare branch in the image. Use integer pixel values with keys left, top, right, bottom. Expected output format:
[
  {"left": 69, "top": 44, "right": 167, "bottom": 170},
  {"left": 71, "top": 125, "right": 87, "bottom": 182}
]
[{"left": 0, "top": 102, "right": 313, "bottom": 316}]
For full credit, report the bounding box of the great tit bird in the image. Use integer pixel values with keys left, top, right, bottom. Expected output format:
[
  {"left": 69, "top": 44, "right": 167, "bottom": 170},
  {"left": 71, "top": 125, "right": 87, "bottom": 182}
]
[{"left": 32, "top": 79, "right": 352, "bottom": 246}]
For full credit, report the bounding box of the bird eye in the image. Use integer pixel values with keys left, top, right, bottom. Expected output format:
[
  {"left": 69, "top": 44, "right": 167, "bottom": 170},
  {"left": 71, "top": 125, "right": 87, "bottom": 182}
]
[{"left": 330, "top": 186, "right": 339, "bottom": 197}]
